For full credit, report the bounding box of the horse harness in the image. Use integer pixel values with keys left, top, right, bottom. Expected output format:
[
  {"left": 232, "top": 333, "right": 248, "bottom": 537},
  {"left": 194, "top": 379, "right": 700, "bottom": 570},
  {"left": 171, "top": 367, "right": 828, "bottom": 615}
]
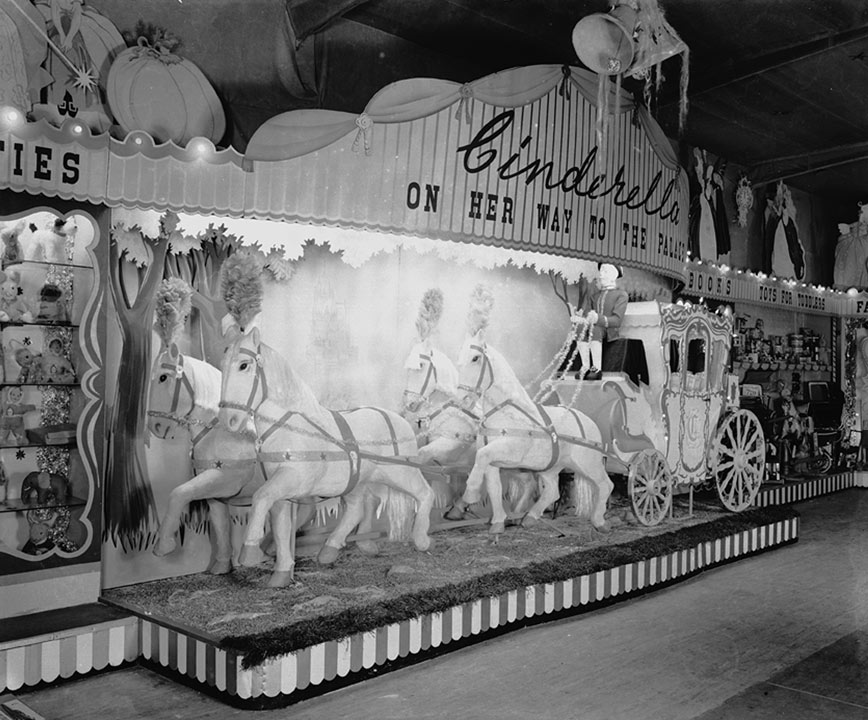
[
  {"left": 253, "top": 405, "right": 416, "bottom": 501},
  {"left": 460, "top": 344, "right": 604, "bottom": 472}
]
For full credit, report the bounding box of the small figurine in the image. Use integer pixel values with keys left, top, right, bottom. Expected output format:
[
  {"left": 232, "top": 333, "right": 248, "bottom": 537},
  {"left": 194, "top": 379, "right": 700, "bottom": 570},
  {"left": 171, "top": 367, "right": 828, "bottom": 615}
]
[
  {"left": 0, "top": 386, "right": 36, "bottom": 445},
  {"left": 0, "top": 220, "right": 25, "bottom": 269},
  {"left": 0, "top": 268, "right": 32, "bottom": 322},
  {"left": 35, "top": 283, "right": 69, "bottom": 323},
  {"left": 0, "top": 458, "right": 6, "bottom": 504}
]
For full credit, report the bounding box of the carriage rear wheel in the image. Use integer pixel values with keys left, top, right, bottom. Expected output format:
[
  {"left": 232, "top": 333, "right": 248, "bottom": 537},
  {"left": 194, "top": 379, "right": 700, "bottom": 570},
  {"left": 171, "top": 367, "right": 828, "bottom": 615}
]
[
  {"left": 713, "top": 409, "right": 766, "bottom": 512},
  {"left": 628, "top": 449, "right": 673, "bottom": 526}
]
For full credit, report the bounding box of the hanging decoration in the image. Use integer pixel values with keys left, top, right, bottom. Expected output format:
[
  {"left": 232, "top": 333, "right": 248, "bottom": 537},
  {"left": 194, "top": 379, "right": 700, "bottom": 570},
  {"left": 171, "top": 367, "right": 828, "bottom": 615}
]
[
  {"left": 833, "top": 203, "right": 868, "bottom": 290},
  {"left": 24, "top": 0, "right": 127, "bottom": 133},
  {"left": 762, "top": 181, "right": 805, "bottom": 281},
  {"left": 0, "top": 0, "right": 51, "bottom": 114},
  {"left": 735, "top": 175, "right": 754, "bottom": 228},
  {"left": 572, "top": 0, "right": 689, "bottom": 148},
  {"left": 107, "top": 25, "right": 226, "bottom": 146},
  {"left": 687, "top": 148, "right": 729, "bottom": 263}
]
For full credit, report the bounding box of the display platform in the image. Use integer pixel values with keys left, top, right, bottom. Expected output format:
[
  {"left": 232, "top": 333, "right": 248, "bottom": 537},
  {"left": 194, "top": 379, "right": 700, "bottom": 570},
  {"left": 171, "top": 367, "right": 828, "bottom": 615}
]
[
  {"left": 0, "top": 603, "right": 138, "bottom": 693},
  {"left": 755, "top": 470, "right": 854, "bottom": 507},
  {"left": 98, "top": 499, "right": 799, "bottom": 709}
]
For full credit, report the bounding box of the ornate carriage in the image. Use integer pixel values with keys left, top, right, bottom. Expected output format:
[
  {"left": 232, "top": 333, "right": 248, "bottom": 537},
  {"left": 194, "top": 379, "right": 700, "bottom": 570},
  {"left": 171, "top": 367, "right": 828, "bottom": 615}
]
[{"left": 555, "top": 301, "right": 765, "bottom": 526}]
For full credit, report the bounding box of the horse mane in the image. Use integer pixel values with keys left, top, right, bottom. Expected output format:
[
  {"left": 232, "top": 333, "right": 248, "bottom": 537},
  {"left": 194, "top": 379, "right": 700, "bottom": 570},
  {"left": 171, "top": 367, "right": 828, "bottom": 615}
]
[
  {"left": 182, "top": 354, "right": 223, "bottom": 420},
  {"left": 485, "top": 344, "right": 536, "bottom": 411},
  {"left": 431, "top": 348, "right": 459, "bottom": 396},
  {"left": 259, "top": 341, "right": 324, "bottom": 418}
]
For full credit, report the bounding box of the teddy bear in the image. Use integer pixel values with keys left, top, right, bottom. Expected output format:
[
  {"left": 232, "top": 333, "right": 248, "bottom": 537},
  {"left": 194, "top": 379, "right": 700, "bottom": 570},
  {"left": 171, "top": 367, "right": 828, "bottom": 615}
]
[
  {"left": 0, "top": 220, "right": 24, "bottom": 269},
  {"left": 0, "top": 268, "right": 32, "bottom": 323}
]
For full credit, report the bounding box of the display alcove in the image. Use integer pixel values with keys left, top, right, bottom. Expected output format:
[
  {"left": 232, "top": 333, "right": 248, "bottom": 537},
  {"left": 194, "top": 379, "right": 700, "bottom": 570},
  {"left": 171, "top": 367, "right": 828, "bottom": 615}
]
[{"left": 0, "top": 209, "right": 102, "bottom": 580}]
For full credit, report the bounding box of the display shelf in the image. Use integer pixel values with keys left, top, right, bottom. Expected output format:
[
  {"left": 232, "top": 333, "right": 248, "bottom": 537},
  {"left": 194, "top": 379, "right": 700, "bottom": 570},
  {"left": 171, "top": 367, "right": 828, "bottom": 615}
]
[
  {"left": 733, "top": 360, "right": 830, "bottom": 373},
  {"left": 2, "top": 260, "right": 95, "bottom": 271},
  {"left": 0, "top": 440, "right": 76, "bottom": 450},
  {"left": 0, "top": 321, "right": 78, "bottom": 329},
  {"left": 0, "top": 496, "right": 86, "bottom": 515}
]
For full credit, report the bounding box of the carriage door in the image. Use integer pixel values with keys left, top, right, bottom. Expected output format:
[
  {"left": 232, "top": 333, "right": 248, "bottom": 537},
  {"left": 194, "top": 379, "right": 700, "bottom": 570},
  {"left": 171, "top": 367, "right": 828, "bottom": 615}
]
[{"left": 664, "top": 320, "right": 712, "bottom": 480}]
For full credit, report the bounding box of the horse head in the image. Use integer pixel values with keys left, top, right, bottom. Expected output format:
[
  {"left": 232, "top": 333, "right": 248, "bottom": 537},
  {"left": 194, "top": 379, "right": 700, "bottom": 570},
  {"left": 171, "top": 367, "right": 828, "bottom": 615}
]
[
  {"left": 456, "top": 331, "right": 496, "bottom": 409},
  {"left": 219, "top": 324, "right": 266, "bottom": 434},
  {"left": 147, "top": 342, "right": 194, "bottom": 440},
  {"left": 402, "top": 341, "right": 460, "bottom": 414}
]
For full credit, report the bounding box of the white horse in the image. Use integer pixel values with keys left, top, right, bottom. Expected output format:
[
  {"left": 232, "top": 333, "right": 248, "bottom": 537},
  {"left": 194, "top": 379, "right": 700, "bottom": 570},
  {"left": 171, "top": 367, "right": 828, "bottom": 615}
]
[
  {"left": 219, "top": 326, "right": 435, "bottom": 581},
  {"left": 403, "top": 340, "right": 537, "bottom": 516},
  {"left": 453, "top": 332, "right": 613, "bottom": 533},
  {"left": 149, "top": 342, "right": 310, "bottom": 586}
]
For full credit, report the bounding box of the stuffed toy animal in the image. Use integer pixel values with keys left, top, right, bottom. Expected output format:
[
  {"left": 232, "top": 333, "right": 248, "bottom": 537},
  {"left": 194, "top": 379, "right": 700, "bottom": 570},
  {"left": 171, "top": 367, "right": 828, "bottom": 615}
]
[
  {"left": 0, "top": 220, "right": 24, "bottom": 269},
  {"left": 8, "top": 340, "right": 36, "bottom": 383},
  {"left": 22, "top": 521, "right": 54, "bottom": 555},
  {"left": 27, "top": 218, "right": 70, "bottom": 264},
  {"left": 0, "top": 269, "right": 32, "bottom": 323},
  {"left": 36, "top": 283, "right": 69, "bottom": 323},
  {"left": 0, "top": 385, "right": 36, "bottom": 445}
]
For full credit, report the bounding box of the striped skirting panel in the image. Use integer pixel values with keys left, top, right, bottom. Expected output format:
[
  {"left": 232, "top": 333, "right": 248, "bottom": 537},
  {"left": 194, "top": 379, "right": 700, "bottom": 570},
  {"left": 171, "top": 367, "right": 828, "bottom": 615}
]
[
  {"left": 140, "top": 515, "right": 799, "bottom": 704},
  {"left": 0, "top": 616, "right": 139, "bottom": 693},
  {"left": 755, "top": 471, "right": 854, "bottom": 507}
]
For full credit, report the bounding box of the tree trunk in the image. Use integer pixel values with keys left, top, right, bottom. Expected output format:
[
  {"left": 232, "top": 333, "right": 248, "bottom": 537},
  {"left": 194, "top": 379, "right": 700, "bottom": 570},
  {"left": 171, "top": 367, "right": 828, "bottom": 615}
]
[{"left": 103, "top": 238, "right": 168, "bottom": 550}]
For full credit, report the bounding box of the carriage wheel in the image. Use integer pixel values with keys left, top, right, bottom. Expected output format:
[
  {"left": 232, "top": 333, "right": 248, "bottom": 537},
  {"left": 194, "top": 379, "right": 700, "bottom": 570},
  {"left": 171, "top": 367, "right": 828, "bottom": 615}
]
[
  {"left": 628, "top": 449, "right": 673, "bottom": 527},
  {"left": 713, "top": 409, "right": 766, "bottom": 512}
]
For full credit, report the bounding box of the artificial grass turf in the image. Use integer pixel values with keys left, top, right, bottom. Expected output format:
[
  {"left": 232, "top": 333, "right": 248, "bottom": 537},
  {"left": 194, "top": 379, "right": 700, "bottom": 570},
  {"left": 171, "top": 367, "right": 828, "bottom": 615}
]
[{"left": 221, "top": 504, "right": 798, "bottom": 668}]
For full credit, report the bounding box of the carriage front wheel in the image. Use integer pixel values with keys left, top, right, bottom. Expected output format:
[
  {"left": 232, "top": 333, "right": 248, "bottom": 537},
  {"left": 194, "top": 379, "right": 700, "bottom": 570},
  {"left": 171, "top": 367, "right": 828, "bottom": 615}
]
[
  {"left": 713, "top": 409, "right": 766, "bottom": 512},
  {"left": 628, "top": 449, "right": 673, "bottom": 526}
]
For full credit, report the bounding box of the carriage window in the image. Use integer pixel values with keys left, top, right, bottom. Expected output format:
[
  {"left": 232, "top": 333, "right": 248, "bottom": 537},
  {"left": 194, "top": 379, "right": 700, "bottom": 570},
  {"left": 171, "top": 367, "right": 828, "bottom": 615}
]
[
  {"left": 687, "top": 338, "right": 706, "bottom": 374},
  {"left": 669, "top": 339, "right": 680, "bottom": 373},
  {"left": 708, "top": 339, "right": 726, "bottom": 388}
]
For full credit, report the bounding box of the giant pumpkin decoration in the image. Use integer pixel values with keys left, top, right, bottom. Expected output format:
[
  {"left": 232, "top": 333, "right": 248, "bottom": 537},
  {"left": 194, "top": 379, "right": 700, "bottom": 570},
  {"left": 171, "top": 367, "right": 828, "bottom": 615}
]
[{"left": 106, "top": 37, "right": 225, "bottom": 146}]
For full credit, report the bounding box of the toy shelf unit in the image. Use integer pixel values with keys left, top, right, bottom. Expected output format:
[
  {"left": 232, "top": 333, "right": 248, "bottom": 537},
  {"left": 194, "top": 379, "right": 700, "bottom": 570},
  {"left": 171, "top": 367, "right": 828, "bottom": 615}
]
[{"left": 0, "top": 210, "right": 98, "bottom": 577}]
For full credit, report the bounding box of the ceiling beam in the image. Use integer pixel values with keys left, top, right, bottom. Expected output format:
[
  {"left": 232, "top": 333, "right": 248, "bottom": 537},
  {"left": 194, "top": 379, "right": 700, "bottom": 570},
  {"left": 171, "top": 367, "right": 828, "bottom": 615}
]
[
  {"left": 661, "top": 23, "right": 868, "bottom": 105},
  {"left": 749, "top": 140, "right": 868, "bottom": 186}
]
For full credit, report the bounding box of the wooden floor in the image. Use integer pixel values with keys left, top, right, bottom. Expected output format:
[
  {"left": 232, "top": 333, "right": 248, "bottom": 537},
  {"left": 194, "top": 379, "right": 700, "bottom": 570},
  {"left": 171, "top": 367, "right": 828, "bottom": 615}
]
[{"left": 9, "top": 489, "right": 868, "bottom": 720}]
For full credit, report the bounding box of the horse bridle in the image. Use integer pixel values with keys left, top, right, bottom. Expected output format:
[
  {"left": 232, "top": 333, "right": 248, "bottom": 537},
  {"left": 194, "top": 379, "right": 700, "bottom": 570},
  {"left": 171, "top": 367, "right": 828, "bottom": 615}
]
[
  {"left": 457, "top": 343, "right": 493, "bottom": 400},
  {"left": 403, "top": 352, "right": 438, "bottom": 413},
  {"left": 147, "top": 355, "right": 198, "bottom": 429},
  {"left": 218, "top": 343, "right": 269, "bottom": 421}
]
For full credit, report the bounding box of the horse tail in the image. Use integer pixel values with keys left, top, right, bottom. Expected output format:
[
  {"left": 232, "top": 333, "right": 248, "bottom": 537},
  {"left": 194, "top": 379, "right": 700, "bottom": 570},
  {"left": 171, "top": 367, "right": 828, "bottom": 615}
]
[
  {"left": 383, "top": 487, "right": 416, "bottom": 542},
  {"left": 574, "top": 476, "right": 596, "bottom": 520}
]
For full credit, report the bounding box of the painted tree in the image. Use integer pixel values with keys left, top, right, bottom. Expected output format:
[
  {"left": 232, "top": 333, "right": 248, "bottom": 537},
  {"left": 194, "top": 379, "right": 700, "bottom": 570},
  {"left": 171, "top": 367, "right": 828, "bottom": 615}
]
[
  {"left": 105, "top": 211, "right": 294, "bottom": 549},
  {"left": 105, "top": 220, "right": 169, "bottom": 550}
]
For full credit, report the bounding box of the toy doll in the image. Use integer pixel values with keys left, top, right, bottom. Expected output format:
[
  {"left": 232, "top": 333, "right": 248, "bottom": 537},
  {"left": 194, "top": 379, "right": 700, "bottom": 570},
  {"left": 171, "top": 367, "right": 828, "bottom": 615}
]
[
  {"left": 0, "top": 386, "right": 36, "bottom": 445},
  {"left": 36, "top": 283, "right": 69, "bottom": 323}
]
